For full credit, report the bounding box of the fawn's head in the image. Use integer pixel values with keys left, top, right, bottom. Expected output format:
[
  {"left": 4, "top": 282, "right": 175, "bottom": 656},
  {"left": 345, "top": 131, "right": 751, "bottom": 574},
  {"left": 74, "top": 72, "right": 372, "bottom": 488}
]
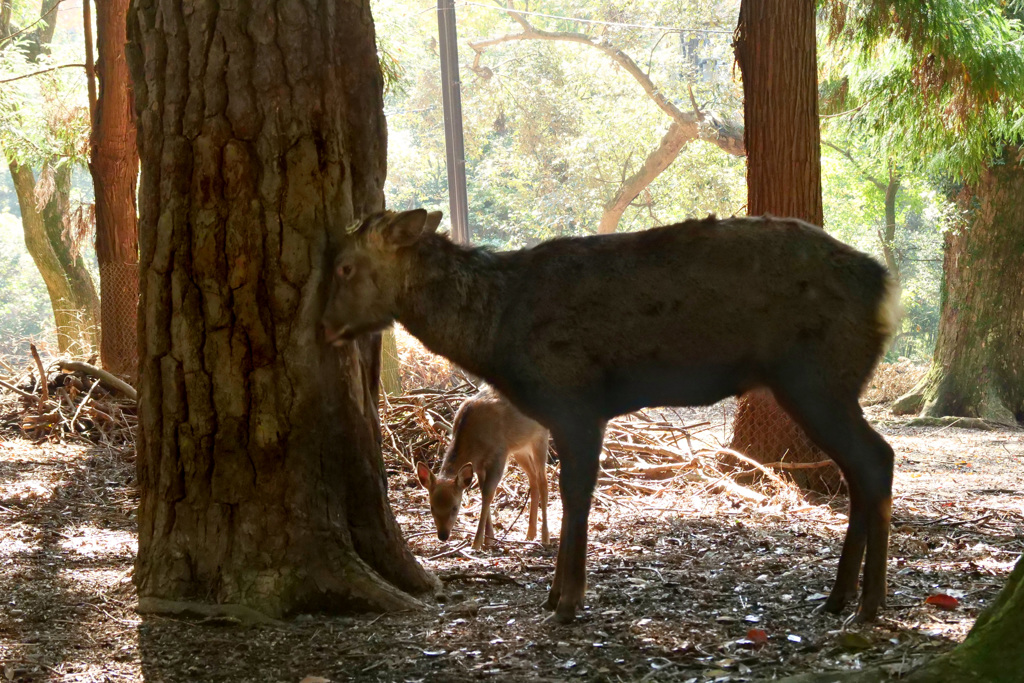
[
  {"left": 416, "top": 461, "right": 474, "bottom": 542},
  {"left": 322, "top": 209, "right": 443, "bottom": 345}
]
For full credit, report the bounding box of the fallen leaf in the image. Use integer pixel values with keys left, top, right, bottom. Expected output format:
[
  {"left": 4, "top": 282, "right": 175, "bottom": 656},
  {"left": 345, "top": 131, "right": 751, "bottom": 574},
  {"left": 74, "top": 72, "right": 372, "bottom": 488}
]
[
  {"left": 746, "top": 629, "right": 768, "bottom": 647},
  {"left": 837, "top": 632, "right": 873, "bottom": 651},
  {"left": 925, "top": 594, "right": 959, "bottom": 610}
]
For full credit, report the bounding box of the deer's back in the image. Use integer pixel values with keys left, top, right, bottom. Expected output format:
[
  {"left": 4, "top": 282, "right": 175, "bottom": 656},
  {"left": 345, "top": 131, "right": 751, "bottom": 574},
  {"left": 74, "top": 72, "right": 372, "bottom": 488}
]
[{"left": 486, "top": 216, "right": 891, "bottom": 419}]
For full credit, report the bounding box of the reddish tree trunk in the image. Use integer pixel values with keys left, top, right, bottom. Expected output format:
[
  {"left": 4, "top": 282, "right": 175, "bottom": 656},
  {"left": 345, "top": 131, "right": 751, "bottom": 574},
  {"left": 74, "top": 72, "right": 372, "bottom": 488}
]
[
  {"left": 89, "top": 0, "right": 140, "bottom": 381},
  {"left": 732, "top": 0, "right": 838, "bottom": 492}
]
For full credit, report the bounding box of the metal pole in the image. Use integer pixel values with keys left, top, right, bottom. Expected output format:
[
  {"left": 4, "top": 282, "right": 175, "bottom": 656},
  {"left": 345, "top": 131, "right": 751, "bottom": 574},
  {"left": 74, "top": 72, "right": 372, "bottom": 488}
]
[{"left": 437, "top": 0, "right": 471, "bottom": 244}]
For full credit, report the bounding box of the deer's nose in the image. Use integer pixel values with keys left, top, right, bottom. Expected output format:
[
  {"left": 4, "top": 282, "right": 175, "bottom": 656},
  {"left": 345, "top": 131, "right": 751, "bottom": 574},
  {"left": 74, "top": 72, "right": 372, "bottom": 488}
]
[{"left": 437, "top": 530, "right": 450, "bottom": 541}]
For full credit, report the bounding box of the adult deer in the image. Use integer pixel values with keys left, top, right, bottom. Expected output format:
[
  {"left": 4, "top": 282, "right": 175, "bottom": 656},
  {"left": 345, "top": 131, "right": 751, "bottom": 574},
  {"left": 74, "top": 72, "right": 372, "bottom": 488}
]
[{"left": 323, "top": 209, "right": 899, "bottom": 624}]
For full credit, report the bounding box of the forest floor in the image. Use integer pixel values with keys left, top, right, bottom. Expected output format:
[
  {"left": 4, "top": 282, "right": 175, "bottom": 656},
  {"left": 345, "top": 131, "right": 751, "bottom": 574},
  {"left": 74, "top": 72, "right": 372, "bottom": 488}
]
[{"left": 0, "top": 391, "right": 1022, "bottom": 682}]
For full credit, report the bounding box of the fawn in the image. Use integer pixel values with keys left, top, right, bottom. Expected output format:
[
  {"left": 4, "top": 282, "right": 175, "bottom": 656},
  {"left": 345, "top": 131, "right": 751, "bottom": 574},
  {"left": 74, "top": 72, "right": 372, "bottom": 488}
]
[
  {"left": 416, "top": 385, "right": 550, "bottom": 550},
  {"left": 323, "top": 209, "right": 899, "bottom": 624}
]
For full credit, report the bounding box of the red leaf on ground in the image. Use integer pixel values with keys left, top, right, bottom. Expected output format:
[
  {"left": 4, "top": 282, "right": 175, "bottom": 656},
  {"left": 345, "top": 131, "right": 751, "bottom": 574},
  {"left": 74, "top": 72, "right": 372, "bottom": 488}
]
[
  {"left": 925, "top": 594, "right": 959, "bottom": 610},
  {"left": 746, "top": 629, "right": 768, "bottom": 646}
]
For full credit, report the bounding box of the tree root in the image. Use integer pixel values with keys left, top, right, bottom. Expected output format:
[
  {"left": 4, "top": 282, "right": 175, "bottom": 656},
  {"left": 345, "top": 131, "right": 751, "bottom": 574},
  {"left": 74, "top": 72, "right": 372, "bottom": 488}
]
[
  {"left": 905, "top": 416, "right": 1002, "bottom": 430},
  {"left": 136, "top": 598, "right": 285, "bottom": 626}
]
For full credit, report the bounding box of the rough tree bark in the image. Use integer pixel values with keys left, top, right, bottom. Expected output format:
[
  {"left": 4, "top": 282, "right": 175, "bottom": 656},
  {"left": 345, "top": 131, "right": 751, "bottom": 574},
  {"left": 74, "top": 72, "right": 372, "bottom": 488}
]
[
  {"left": 88, "top": 0, "right": 140, "bottom": 381},
  {"left": 894, "top": 147, "right": 1024, "bottom": 423},
  {"left": 127, "top": 0, "right": 436, "bottom": 617},
  {"left": 731, "top": 0, "right": 839, "bottom": 493}
]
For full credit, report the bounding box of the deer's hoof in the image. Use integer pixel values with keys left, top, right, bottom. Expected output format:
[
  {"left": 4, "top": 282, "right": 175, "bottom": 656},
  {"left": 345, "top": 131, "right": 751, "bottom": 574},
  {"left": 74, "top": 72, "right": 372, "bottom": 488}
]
[
  {"left": 820, "top": 591, "right": 853, "bottom": 615},
  {"left": 552, "top": 603, "right": 577, "bottom": 624}
]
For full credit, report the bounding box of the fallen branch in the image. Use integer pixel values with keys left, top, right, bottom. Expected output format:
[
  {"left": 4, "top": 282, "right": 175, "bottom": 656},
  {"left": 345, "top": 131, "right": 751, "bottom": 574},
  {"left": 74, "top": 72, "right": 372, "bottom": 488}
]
[
  {"left": 0, "top": 377, "right": 35, "bottom": 399},
  {"left": 761, "top": 459, "right": 836, "bottom": 470},
  {"left": 30, "top": 344, "right": 48, "bottom": 408},
  {"left": 57, "top": 360, "right": 137, "bottom": 401},
  {"left": 441, "top": 572, "right": 523, "bottom": 587}
]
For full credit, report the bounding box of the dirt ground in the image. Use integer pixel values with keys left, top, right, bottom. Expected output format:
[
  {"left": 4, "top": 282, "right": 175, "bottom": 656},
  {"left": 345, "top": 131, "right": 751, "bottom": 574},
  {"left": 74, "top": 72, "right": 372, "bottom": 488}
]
[{"left": 0, "top": 398, "right": 1022, "bottom": 682}]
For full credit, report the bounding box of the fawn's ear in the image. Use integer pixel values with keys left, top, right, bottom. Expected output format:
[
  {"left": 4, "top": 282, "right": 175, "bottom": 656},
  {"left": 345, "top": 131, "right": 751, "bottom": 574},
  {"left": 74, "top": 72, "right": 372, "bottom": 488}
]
[
  {"left": 382, "top": 209, "right": 439, "bottom": 248},
  {"left": 456, "top": 462, "right": 475, "bottom": 489},
  {"left": 415, "top": 462, "right": 434, "bottom": 490}
]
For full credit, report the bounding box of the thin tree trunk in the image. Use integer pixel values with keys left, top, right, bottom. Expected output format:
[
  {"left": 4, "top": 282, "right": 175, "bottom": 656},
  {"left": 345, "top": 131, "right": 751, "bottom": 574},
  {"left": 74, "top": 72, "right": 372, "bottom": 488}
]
[
  {"left": 89, "top": 0, "right": 140, "bottom": 381},
  {"left": 380, "top": 328, "right": 402, "bottom": 396},
  {"left": 894, "top": 148, "right": 1024, "bottom": 422},
  {"left": 127, "top": 0, "right": 435, "bottom": 617},
  {"left": 881, "top": 173, "right": 900, "bottom": 282},
  {"left": 597, "top": 123, "right": 691, "bottom": 234},
  {"left": 731, "top": 0, "right": 837, "bottom": 493}
]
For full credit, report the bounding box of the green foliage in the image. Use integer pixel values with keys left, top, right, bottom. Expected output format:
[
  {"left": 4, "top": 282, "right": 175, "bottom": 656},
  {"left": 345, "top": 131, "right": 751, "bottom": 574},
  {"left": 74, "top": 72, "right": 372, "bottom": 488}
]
[
  {"left": 0, "top": 32, "right": 91, "bottom": 169},
  {"left": 821, "top": 147, "right": 948, "bottom": 362},
  {"left": 821, "top": 0, "right": 1024, "bottom": 180},
  {"left": 375, "top": 0, "right": 744, "bottom": 248}
]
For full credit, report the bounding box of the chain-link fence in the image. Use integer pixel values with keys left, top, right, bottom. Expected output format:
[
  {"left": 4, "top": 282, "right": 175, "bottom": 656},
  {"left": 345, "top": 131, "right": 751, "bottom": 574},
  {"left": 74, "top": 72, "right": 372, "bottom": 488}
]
[
  {"left": 730, "top": 389, "right": 844, "bottom": 495},
  {"left": 99, "top": 260, "right": 139, "bottom": 382}
]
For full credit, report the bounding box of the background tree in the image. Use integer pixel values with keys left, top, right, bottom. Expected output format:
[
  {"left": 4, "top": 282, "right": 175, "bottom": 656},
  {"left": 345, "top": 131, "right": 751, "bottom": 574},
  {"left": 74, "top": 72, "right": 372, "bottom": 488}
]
[
  {"left": 465, "top": 1, "right": 744, "bottom": 235},
  {"left": 728, "top": 0, "right": 837, "bottom": 491},
  {"left": 377, "top": 0, "right": 748, "bottom": 246},
  {"left": 85, "top": 0, "right": 139, "bottom": 380},
  {"left": 1, "top": 0, "right": 99, "bottom": 355},
  {"left": 127, "top": 0, "right": 435, "bottom": 616},
  {"left": 822, "top": 0, "right": 1024, "bottom": 422}
]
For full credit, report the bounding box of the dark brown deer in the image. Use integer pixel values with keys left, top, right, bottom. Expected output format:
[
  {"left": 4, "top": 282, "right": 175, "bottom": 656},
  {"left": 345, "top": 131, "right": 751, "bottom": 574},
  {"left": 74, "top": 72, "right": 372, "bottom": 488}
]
[
  {"left": 323, "top": 209, "right": 900, "bottom": 624},
  {"left": 416, "top": 384, "right": 550, "bottom": 550}
]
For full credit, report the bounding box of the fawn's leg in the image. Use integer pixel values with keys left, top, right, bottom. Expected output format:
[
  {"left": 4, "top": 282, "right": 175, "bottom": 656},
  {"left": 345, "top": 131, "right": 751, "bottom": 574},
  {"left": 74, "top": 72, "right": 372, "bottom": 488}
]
[
  {"left": 514, "top": 449, "right": 540, "bottom": 541},
  {"left": 474, "top": 453, "right": 507, "bottom": 550},
  {"left": 532, "top": 431, "right": 551, "bottom": 545}
]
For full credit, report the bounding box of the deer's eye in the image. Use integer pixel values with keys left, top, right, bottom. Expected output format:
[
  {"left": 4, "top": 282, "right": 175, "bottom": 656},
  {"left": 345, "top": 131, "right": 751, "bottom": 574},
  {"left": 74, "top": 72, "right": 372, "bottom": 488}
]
[{"left": 337, "top": 263, "right": 354, "bottom": 279}]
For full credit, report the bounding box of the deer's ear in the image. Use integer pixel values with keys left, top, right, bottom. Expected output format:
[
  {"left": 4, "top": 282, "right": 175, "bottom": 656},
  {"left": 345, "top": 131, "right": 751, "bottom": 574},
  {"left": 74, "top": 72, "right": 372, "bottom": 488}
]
[
  {"left": 456, "top": 462, "right": 475, "bottom": 489},
  {"left": 415, "top": 462, "right": 434, "bottom": 490},
  {"left": 382, "top": 209, "right": 434, "bottom": 248},
  {"left": 424, "top": 211, "right": 443, "bottom": 234}
]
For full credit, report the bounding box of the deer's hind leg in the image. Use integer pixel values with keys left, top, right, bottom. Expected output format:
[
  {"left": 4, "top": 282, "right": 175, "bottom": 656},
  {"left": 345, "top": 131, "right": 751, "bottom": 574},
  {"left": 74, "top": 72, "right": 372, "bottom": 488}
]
[{"left": 771, "top": 369, "right": 894, "bottom": 622}]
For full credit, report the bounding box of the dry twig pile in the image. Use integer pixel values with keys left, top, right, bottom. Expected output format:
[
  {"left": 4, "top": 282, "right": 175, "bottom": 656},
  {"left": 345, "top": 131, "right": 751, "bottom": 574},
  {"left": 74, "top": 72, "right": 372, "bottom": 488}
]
[{"left": 0, "top": 345, "right": 137, "bottom": 446}]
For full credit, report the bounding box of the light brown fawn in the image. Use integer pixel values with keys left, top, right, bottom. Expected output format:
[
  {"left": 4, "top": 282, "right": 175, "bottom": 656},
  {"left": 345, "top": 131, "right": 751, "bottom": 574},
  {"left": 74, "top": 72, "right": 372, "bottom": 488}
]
[
  {"left": 323, "top": 209, "right": 900, "bottom": 624},
  {"left": 416, "top": 385, "right": 550, "bottom": 550}
]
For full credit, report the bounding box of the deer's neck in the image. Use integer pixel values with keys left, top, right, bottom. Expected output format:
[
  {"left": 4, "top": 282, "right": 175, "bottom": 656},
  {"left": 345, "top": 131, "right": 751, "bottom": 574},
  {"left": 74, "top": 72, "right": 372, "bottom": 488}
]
[{"left": 396, "top": 235, "right": 505, "bottom": 380}]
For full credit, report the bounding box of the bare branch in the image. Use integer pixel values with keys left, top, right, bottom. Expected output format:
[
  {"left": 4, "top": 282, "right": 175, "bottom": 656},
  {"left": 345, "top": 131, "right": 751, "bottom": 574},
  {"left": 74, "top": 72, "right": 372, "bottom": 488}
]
[
  {"left": 0, "top": 62, "right": 87, "bottom": 85},
  {"left": 468, "top": 8, "right": 743, "bottom": 157},
  {"left": 822, "top": 141, "right": 886, "bottom": 191}
]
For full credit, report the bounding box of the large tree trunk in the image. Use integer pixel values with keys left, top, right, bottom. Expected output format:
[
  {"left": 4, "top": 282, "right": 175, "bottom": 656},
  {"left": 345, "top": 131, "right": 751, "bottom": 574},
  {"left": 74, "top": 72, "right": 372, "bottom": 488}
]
[
  {"left": 894, "top": 148, "right": 1024, "bottom": 423},
  {"left": 731, "top": 0, "right": 839, "bottom": 493},
  {"left": 9, "top": 162, "right": 100, "bottom": 355},
  {"left": 89, "top": 0, "right": 140, "bottom": 381},
  {"left": 127, "top": 0, "right": 435, "bottom": 617}
]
